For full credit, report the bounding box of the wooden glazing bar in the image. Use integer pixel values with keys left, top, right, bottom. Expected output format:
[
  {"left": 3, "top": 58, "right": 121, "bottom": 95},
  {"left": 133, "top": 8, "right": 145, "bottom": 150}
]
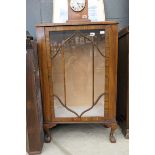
[
  {"left": 92, "top": 38, "right": 95, "bottom": 105},
  {"left": 61, "top": 46, "right": 67, "bottom": 106}
]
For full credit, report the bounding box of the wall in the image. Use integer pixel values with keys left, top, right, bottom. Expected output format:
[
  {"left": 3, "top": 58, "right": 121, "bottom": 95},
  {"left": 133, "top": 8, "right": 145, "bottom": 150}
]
[
  {"left": 26, "top": 0, "right": 53, "bottom": 38},
  {"left": 26, "top": 0, "right": 129, "bottom": 38},
  {"left": 104, "top": 0, "right": 129, "bottom": 30}
]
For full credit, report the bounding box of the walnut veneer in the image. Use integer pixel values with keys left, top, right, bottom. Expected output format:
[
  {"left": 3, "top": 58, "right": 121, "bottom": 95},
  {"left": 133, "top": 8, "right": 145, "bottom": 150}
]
[{"left": 36, "top": 21, "right": 118, "bottom": 143}]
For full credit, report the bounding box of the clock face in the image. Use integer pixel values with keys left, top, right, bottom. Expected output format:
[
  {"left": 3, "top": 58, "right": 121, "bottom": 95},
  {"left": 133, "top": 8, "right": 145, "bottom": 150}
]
[{"left": 70, "top": 0, "right": 86, "bottom": 12}]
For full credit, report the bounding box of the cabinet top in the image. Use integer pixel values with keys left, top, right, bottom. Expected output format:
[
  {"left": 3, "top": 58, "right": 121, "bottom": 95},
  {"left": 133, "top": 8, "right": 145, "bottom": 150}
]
[{"left": 36, "top": 21, "right": 118, "bottom": 27}]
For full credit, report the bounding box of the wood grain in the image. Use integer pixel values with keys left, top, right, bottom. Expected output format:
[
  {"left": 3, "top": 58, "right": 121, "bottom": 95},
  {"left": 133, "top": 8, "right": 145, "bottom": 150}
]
[{"left": 26, "top": 38, "right": 44, "bottom": 154}]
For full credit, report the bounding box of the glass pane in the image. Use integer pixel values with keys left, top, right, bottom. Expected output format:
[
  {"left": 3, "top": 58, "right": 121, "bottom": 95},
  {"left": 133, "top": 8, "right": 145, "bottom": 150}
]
[{"left": 50, "top": 29, "right": 106, "bottom": 117}]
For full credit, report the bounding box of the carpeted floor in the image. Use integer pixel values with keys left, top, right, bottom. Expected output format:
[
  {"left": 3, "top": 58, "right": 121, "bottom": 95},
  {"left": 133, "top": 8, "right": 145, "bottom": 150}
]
[{"left": 41, "top": 124, "right": 129, "bottom": 155}]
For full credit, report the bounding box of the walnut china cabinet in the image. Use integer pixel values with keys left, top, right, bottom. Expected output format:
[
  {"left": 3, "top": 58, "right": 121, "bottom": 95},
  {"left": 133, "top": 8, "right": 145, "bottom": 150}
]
[{"left": 36, "top": 21, "right": 118, "bottom": 143}]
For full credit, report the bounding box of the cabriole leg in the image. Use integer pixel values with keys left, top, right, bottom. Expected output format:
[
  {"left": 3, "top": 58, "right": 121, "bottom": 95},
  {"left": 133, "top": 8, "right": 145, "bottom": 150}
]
[
  {"left": 109, "top": 123, "right": 117, "bottom": 143},
  {"left": 44, "top": 126, "right": 51, "bottom": 143},
  {"left": 104, "top": 122, "right": 117, "bottom": 143}
]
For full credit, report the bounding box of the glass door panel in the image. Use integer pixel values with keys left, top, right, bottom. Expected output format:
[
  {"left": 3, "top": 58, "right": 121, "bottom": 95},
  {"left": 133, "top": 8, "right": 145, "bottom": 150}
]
[{"left": 50, "top": 29, "right": 106, "bottom": 118}]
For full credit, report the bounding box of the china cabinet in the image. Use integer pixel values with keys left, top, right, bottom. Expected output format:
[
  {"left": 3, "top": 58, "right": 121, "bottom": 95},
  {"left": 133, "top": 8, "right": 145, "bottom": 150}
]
[{"left": 36, "top": 21, "right": 118, "bottom": 143}]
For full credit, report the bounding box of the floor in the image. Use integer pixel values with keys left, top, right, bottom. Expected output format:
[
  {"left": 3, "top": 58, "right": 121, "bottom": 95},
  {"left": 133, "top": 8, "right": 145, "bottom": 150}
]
[{"left": 40, "top": 124, "right": 129, "bottom": 155}]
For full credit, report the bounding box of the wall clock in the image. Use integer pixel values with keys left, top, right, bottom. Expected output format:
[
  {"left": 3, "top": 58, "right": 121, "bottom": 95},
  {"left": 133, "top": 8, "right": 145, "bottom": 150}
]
[{"left": 67, "top": 0, "right": 90, "bottom": 22}]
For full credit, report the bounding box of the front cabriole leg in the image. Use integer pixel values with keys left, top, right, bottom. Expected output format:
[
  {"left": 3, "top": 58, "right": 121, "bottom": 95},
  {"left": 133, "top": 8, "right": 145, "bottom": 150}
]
[
  {"left": 104, "top": 122, "right": 117, "bottom": 143},
  {"left": 109, "top": 123, "right": 117, "bottom": 143},
  {"left": 44, "top": 126, "right": 51, "bottom": 143},
  {"left": 43, "top": 123, "right": 56, "bottom": 143}
]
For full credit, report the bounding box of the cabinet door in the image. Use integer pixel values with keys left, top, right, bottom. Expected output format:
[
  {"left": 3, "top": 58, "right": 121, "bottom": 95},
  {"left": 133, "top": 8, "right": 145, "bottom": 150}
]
[
  {"left": 42, "top": 25, "right": 117, "bottom": 122},
  {"left": 46, "top": 26, "right": 112, "bottom": 120}
]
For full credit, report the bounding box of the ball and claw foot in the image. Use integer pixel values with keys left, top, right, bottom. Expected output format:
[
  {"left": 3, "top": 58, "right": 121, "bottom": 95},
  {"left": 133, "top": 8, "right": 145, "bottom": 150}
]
[
  {"left": 44, "top": 134, "right": 51, "bottom": 143},
  {"left": 109, "top": 123, "right": 117, "bottom": 143},
  {"left": 44, "top": 127, "right": 51, "bottom": 143},
  {"left": 110, "top": 134, "right": 116, "bottom": 143},
  {"left": 104, "top": 123, "right": 117, "bottom": 143}
]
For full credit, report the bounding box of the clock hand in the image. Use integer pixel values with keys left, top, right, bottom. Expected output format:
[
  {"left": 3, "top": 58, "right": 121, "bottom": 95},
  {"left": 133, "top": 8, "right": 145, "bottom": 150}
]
[
  {"left": 77, "top": 2, "right": 80, "bottom": 7},
  {"left": 77, "top": 2, "right": 83, "bottom": 7}
]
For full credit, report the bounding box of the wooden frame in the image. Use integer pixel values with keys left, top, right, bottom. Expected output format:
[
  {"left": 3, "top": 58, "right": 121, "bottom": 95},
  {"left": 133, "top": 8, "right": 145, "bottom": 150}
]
[{"left": 36, "top": 21, "right": 118, "bottom": 143}]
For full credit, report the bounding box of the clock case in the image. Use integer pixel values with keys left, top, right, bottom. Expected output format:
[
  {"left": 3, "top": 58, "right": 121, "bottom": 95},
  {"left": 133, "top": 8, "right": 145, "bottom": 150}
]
[
  {"left": 67, "top": 0, "right": 90, "bottom": 23},
  {"left": 36, "top": 21, "right": 118, "bottom": 143}
]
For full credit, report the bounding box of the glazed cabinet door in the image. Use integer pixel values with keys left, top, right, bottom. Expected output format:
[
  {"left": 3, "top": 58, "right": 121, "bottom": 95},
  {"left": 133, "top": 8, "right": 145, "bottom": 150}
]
[{"left": 44, "top": 25, "right": 117, "bottom": 122}]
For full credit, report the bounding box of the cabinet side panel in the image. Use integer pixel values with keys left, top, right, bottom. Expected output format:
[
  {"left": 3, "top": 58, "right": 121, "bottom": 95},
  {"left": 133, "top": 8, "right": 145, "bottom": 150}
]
[
  {"left": 45, "top": 27, "right": 55, "bottom": 120},
  {"left": 36, "top": 27, "right": 51, "bottom": 122},
  {"left": 108, "top": 25, "right": 118, "bottom": 120}
]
